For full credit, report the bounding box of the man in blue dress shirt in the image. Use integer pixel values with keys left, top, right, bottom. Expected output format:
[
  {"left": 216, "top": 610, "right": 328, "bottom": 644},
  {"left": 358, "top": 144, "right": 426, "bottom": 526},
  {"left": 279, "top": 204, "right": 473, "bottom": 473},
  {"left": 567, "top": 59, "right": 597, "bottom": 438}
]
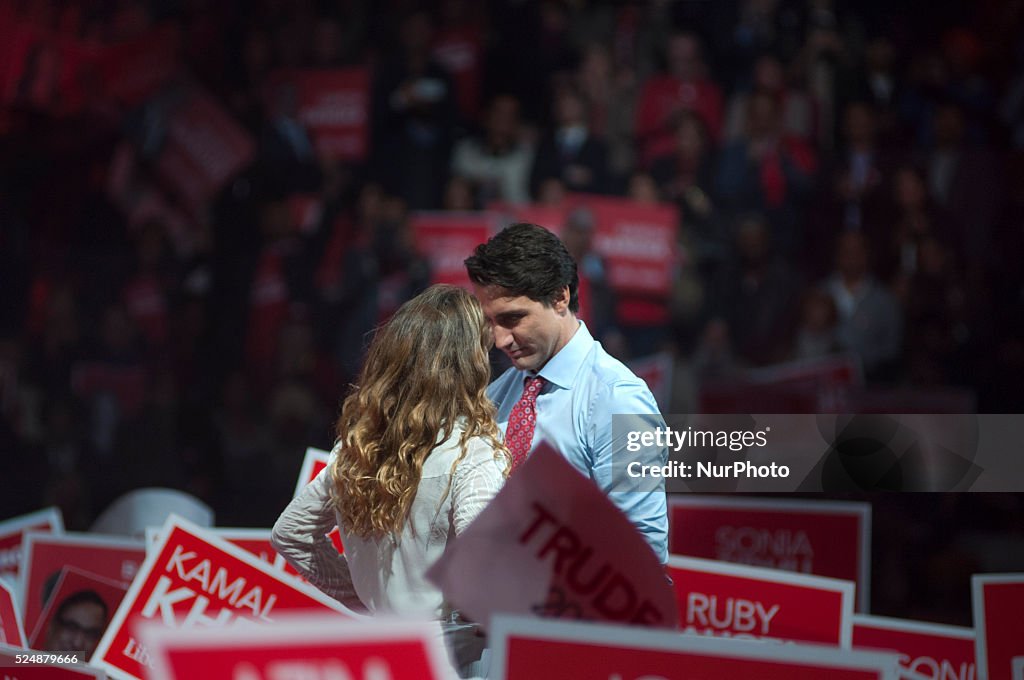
[{"left": 465, "top": 222, "right": 669, "bottom": 563}]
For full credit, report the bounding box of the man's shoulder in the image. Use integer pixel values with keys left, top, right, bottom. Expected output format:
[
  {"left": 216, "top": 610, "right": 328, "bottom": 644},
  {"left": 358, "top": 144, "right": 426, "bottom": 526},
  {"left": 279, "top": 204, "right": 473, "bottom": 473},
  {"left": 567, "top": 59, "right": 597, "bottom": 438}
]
[{"left": 586, "top": 342, "right": 648, "bottom": 390}]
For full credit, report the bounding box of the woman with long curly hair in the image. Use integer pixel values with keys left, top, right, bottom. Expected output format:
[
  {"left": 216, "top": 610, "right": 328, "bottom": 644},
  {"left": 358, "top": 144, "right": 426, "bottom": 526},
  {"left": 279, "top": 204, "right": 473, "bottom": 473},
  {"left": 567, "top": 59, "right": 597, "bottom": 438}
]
[{"left": 272, "top": 284, "right": 509, "bottom": 675}]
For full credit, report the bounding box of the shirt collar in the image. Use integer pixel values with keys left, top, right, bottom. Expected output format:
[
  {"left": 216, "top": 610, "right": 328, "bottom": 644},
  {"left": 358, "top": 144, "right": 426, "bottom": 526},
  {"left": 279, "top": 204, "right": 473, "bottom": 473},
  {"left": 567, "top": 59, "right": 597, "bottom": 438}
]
[{"left": 525, "top": 320, "right": 592, "bottom": 390}]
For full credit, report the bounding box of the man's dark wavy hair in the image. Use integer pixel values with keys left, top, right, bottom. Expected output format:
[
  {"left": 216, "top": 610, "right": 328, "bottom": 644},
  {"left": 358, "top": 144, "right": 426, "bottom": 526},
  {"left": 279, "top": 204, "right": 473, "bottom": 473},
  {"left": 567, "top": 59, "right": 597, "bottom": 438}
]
[{"left": 464, "top": 222, "right": 579, "bottom": 312}]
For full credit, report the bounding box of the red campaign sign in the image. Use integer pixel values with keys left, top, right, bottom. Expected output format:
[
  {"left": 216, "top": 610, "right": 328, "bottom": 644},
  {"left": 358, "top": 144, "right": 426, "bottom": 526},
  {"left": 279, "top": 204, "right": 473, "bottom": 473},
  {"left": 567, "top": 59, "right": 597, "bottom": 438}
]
[
  {"left": 90, "top": 516, "right": 358, "bottom": 680},
  {"left": 277, "top": 68, "right": 370, "bottom": 161},
  {"left": 668, "top": 496, "right": 872, "bottom": 612},
  {"left": 490, "top": 615, "right": 900, "bottom": 680},
  {"left": 154, "top": 87, "right": 255, "bottom": 212},
  {"left": 973, "top": 574, "right": 1024, "bottom": 680},
  {"left": 410, "top": 212, "right": 492, "bottom": 288},
  {"left": 140, "top": 614, "right": 452, "bottom": 680},
  {"left": 667, "top": 555, "right": 854, "bottom": 646},
  {"left": 627, "top": 352, "right": 674, "bottom": 412},
  {"left": 0, "top": 508, "right": 64, "bottom": 581},
  {"left": 29, "top": 567, "right": 128, "bottom": 651},
  {"left": 0, "top": 642, "right": 106, "bottom": 679},
  {"left": 427, "top": 442, "right": 678, "bottom": 629},
  {"left": 570, "top": 194, "right": 678, "bottom": 298},
  {"left": 0, "top": 579, "right": 26, "bottom": 648},
  {"left": 147, "top": 529, "right": 278, "bottom": 569},
  {"left": 852, "top": 615, "right": 975, "bottom": 680},
  {"left": 20, "top": 533, "right": 145, "bottom": 640}
]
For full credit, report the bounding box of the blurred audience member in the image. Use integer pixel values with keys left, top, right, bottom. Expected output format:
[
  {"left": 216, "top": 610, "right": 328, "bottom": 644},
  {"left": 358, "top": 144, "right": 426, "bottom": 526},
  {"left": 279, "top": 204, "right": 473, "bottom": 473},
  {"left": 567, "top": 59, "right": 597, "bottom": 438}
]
[
  {"left": 531, "top": 86, "right": 609, "bottom": 197},
  {"left": 452, "top": 94, "right": 534, "bottom": 205}
]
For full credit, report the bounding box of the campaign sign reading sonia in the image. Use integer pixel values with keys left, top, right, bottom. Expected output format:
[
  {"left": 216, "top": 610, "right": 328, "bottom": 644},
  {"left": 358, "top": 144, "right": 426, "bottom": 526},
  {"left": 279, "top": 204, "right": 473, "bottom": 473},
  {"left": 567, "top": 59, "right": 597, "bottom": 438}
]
[
  {"left": 0, "top": 642, "right": 107, "bottom": 679},
  {"left": 90, "top": 515, "right": 360, "bottom": 680},
  {"left": 410, "top": 212, "right": 492, "bottom": 289},
  {"left": 667, "top": 555, "right": 855, "bottom": 646},
  {"left": 668, "top": 495, "right": 872, "bottom": 612},
  {"left": 852, "top": 614, "right": 975, "bottom": 680},
  {"left": 0, "top": 508, "right": 63, "bottom": 581},
  {"left": 0, "top": 579, "right": 26, "bottom": 647},
  {"left": 427, "top": 442, "right": 678, "bottom": 629},
  {"left": 20, "top": 533, "right": 144, "bottom": 639},
  {"left": 139, "top": 614, "right": 453, "bottom": 680},
  {"left": 489, "top": 615, "right": 900, "bottom": 680},
  {"left": 973, "top": 573, "right": 1024, "bottom": 680}
]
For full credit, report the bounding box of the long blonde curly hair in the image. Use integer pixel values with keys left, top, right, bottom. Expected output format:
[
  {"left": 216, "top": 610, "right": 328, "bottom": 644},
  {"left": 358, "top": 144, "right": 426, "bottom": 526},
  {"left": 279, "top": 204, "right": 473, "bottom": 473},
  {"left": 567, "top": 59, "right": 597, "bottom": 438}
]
[{"left": 331, "top": 284, "right": 509, "bottom": 539}]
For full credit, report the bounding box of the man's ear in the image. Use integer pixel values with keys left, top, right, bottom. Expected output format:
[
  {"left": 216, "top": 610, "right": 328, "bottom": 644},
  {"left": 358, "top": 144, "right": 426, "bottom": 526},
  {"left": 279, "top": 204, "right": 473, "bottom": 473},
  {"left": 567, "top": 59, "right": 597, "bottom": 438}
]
[{"left": 553, "top": 286, "right": 571, "bottom": 313}]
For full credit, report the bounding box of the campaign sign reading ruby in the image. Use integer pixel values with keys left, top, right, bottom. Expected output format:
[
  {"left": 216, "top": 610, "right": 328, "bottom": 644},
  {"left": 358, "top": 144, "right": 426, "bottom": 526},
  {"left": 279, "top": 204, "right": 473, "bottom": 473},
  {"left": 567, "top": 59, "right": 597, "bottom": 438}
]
[
  {"left": 667, "top": 555, "right": 854, "bottom": 646},
  {"left": 973, "top": 574, "right": 1024, "bottom": 680},
  {"left": 0, "top": 579, "right": 25, "bottom": 648},
  {"left": 90, "top": 516, "right": 359, "bottom": 680},
  {"left": 852, "top": 614, "right": 975, "bottom": 680},
  {"left": 0, "top": 508, "right": 63, "bottom": 581},
  {"left": 669, "top": 496, "right": 871, "bottom": 611},
  {"left": 140, "top": 614, "right": 452, "bottom": 680},
  {"left": 490, "top": 615, "right": 899, "bottom": 680}
]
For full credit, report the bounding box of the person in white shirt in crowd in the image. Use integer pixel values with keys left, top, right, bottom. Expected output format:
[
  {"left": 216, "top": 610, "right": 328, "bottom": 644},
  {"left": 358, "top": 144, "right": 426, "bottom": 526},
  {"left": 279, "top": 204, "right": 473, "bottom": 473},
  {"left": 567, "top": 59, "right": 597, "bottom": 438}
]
[{"left": 272, "top": 284, "right": 509, "bottom": 678}]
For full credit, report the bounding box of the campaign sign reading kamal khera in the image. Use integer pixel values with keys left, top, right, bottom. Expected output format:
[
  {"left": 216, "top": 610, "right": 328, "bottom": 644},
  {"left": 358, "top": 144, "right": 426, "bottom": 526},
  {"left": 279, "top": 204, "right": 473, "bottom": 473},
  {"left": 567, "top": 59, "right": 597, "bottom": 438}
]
[
  {"left": 852, "top": 614, "right": 975, "bottom": 680},
  {"left": 972, "top": 574, "right": 1024, "bottom": 680},
  {"left": 667, "top": 555, "right": 855, "bottom": 646},
  {"left": 668, "top": 496, "right": 872, "bottom": 611},
  {"left": 90, "top": 516, "right": 359, "bottom": 680},
  {"left": 489, "top": 615, "right": 900, "bottom": 680},
  {"left": 140, "top": 614, "right": 453, "bottom": 680},
  {"left": 427, "top": 442, "right": 678, "bottom": 629}
]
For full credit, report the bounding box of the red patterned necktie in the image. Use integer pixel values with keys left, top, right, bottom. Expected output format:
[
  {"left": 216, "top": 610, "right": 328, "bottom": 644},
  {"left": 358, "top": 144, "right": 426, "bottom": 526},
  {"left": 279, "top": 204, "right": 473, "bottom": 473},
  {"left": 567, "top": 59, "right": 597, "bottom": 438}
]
[{"left": 506, "top": 376, "right": 545, "bottom": 472}]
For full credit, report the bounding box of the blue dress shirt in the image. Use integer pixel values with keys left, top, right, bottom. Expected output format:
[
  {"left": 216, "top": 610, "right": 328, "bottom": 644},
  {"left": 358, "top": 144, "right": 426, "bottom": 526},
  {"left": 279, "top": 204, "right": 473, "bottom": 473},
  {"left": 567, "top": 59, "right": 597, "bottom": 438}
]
[{"left": 486, "top": 320, "right": 669, "bottom": 563}]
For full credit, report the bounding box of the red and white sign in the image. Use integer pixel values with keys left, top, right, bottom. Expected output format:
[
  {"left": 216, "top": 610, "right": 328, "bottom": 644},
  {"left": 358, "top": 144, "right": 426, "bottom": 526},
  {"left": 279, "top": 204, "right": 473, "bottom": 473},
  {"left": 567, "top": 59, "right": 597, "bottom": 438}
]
[
  {"left": 973, "top": 573, "right": 1024, "bottom": 680},
  {"left": 91, "top": 516, "right": 358, "bottom": 680},
  {"left": 852, "top": 614, "right": 975, "bottom": 680},
  {"left": 20, "top": 533, "right": 145, "bottom": 639},
  {"left": 0, "top": 508, "right": 63, "bottom": 581},
  {"left": 0, "top": 579, "right": 25, "bottom": 647},
  {"left": 140, "top": 614, "right": 452, "bottom": 680},
  {"left": 427, "top": 442, "right": 678, "bottom": 628},
  {"left": 668, "top": 496, "right": 871, "bottom": 612},
  {"left": 29, "top": 567, "right": 128, "bottom": 651},
  {"left": 0, "top": 642, "right": 107, "bottom": 679},
  {"left": 574, "top": 194, "right": 678, "bottom": 298},
  {"left": 411, "top": 212, "right": 492, "bottom": 289},
  {"left": 667, "top": 555, "right": 854, "bottom": 646},
  {"left": 490, "top": 615, "right": 899, "bottom": 680},
  {"left": 277, "top": 68, "right": 369, "bottom": 161},
  {"left": 154, "top": 87, "right": 255, "bottom": 213}
]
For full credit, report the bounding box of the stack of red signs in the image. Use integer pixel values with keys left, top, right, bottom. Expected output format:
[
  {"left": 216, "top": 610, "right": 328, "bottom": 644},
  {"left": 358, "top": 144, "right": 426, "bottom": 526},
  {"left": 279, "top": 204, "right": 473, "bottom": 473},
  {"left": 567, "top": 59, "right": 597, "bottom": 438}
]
[
  {"left": 667, "top": 555, "right": 855, "bottom": 646},
  {"left": 0, "top": 579, "right": 25, "bottom": 648},
  {"left": 973, "top": 573, "right": 1024, "bottom": 680},
  {"left": 19, "top": 532, "right": 145, "bottom": 639},
  {"left": 852, "top": 614, "right": 975, "bottom": 680},
  {"left": 139, "top": 614, "right": 452, "bottom": 680},
  {"left": 90, "top": 516, "right": 359, "bottom": 680},
  {"left": 669, "top": 496, "right": 872, "bottom": 611},
  {"left": 489, "top": 615, "right": 900, "bottom": 680}
]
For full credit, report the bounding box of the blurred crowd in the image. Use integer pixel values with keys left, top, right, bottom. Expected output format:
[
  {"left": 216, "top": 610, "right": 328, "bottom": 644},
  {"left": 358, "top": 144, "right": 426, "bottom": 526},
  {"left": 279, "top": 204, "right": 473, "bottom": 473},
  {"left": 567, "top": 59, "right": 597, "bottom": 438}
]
[{"left": 1, "top": 0, "right": 1024, "bottom": 623}]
